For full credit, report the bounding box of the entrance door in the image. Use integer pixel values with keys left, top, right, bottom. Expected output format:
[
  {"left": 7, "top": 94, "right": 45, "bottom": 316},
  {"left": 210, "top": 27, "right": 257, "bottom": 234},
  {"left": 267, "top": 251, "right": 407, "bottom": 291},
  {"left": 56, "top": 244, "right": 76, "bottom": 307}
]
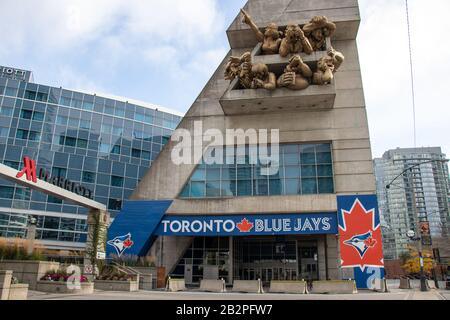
[
  {"left": 298, "top": 246, "right": 319, "bottom": 281},
  {"left": 184, "top": 264, "right": 193, "bottom": 284}
]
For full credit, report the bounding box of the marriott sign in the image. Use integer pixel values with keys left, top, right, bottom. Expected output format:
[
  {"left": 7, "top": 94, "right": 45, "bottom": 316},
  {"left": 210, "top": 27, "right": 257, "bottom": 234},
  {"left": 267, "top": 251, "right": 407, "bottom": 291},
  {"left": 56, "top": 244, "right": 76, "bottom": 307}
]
[{"left": 15, "top": 156, "right": 94, "bottom": 199}]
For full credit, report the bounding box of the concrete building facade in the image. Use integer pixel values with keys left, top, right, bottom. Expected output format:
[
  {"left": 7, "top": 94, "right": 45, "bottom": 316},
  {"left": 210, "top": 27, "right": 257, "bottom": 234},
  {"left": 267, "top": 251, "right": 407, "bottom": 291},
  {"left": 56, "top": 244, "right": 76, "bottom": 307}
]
[{"left": 108, "top": 0, "right": 379, "bottom": 285}]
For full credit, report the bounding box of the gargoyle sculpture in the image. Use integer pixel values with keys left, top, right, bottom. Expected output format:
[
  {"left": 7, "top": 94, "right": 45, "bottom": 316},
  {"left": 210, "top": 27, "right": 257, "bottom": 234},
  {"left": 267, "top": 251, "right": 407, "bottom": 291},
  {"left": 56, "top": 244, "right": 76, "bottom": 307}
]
[
  {"left": 241, "top": 8, "right": 282, "bottom": 55},
  {"left": 279, "top": 23, "right": 313, "bottom": 57},
  {"left": 312, "top": 49, "right": 345, "bottom": 85},
  {"left": 303, "top": 16, "right": 337, "bottom": 51},
  {"left": 251, "top": 63, "right": 276, "bottom": 90},
  {"left": 277, "top": 55, "right": 312, "bottom": 90},
  {"left": 224, "top": 52, "right": 254, "bottom": 89}
]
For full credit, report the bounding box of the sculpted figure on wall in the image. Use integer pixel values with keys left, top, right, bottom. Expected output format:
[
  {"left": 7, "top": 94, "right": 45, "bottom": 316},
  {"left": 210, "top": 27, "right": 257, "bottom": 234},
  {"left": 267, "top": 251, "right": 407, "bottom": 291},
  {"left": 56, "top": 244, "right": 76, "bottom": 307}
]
[
  {"left": 224, "top": 52, "right": 275, "bottom": 90},
  {"left": 241, "top": 9, "right": 282, "bottom": 55},
  {"left": 312, "top": 49, "right": 345, "bottom": 85},
  {"left": 279, "top": 23, "right": 313, "bottom": 57},
  {"left": 224, "top": 52, "right": 251, "bottom": 81},
  {"left": 303, "top": 16, "right": 337, "bottom": 51},
  {"left": 277, "top": 55, "right": 312, "bottom": 90},
  {"left": 251, "top": 63, "right": 276, "bottom": 90},
  {"left": 224, "top": 52, "right": 253, "bottom": 89}
]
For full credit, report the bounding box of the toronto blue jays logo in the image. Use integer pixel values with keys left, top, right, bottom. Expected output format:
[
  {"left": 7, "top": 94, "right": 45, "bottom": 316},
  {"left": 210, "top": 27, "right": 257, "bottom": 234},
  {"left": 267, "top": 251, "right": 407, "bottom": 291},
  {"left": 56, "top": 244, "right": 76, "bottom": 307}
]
[
  {"left": 343, "top": 231, "right": 377, "bottom": 258},
  {"left": 107, "top": 233, "right": 134, "bottom": 257}
]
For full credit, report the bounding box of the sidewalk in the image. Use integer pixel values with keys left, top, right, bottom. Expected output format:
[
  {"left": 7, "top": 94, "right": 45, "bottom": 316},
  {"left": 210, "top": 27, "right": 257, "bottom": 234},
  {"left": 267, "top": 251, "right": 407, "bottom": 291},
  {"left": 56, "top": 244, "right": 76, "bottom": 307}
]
[{"left": 27, "top": 288, "right": 448, "bottom": 301}]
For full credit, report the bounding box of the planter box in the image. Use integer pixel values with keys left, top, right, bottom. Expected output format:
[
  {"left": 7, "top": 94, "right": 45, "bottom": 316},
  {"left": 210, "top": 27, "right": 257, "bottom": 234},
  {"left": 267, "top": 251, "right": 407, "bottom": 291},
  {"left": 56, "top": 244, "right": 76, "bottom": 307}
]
[
  {"left": 8, "top": 284, "right": 29, "bottom": 300},
  {"left": 94, "top": 280, "right": 138, "bottom": 292},
  {"left": 36, "top": 281, "right": 94, "bottom": 294},
  {"left": 0, "top": 260, "right": 60, "bottom": 290}
]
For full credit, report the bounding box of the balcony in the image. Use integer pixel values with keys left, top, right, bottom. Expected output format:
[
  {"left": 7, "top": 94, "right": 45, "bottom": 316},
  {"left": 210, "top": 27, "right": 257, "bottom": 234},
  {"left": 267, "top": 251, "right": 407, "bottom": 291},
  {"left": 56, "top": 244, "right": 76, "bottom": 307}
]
[{"left": 219, "top": 40, "right": 336, "bottom": 116}]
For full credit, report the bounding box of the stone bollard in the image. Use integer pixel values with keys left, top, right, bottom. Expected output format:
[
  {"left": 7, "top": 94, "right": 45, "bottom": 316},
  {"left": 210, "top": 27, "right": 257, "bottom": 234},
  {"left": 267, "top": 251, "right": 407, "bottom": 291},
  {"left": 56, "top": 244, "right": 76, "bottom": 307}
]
[
  {"left": 399, "top": 278, "right": 412, "bottom": 289},
  {"left": 0, "top": 270, "right": 13, "bottom": 300}
]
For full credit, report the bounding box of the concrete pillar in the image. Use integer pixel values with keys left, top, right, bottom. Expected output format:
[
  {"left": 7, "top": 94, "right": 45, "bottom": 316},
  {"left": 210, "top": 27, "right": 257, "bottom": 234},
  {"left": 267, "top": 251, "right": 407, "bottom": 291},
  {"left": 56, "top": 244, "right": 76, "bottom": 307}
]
[
  {"left": 228, "top": 236, "right": 233, "bottom": 285},
  {"left": 26, "top": 224, "right": 37, "bottom": 255},
  {"left": 84, "top": 209, "right": 110, "bottom": 274},
  {"left": 326, "top": 235, "right": 340, "bottom": 280},
  {"left": 318, "top": 236, "right": 326, "bottom": 280},
  {"left": 0, "top": 270, "right": 12, "bottom": 300}
]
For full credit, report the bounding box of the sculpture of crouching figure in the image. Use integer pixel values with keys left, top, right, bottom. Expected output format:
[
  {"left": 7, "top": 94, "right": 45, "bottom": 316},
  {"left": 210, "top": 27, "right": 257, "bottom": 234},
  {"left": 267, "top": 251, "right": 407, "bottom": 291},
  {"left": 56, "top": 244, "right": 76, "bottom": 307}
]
[
  {"left": 241, "top": 8, "right": 282, "bottom": 55},
  {"left": 277, "top": 55, "right": 312, "bottom": 90},
  {"left": 224, "top": 52, "right": 254, "bottom": 89},
  {"left": 279, "top": 23, "right": 313, "bottom": 57},
  {"left": 251, "top": 63, "right": 276, "bottom": 90},
  {"left": 312, "top": 49, "right": 345, "bottom": 85},
  {"left": 303, "top": 16, "right": 337, "bottom": 51}
]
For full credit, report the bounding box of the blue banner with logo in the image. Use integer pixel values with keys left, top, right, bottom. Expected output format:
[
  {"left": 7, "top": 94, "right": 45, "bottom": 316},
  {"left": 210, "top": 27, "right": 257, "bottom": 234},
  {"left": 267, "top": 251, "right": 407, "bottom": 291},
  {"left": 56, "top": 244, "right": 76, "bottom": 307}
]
[
  {"left": 107, "top": 200, "right": 172, "bottom": 258},
  {"left": 154, "top": 213, "right": 338, "bottom": 236}
]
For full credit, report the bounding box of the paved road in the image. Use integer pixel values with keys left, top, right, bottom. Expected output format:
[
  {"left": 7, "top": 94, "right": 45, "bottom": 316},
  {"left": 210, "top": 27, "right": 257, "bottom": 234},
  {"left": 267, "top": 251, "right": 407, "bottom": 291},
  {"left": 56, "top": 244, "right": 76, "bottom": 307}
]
[{"left": 27, "top": 289, "right": 447, "bottom": 300}]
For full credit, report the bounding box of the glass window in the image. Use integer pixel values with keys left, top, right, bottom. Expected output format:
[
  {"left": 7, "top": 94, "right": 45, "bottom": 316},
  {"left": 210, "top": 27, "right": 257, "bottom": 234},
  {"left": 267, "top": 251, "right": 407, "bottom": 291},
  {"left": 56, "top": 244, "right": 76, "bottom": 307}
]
[
  {"left": 4, "top": 160, "right": 19, "bottom": 170},
  {"left": 24, "top": 90, "right": 36, "bottom": 100},
  {"left": 99, "top": 143, "right": 111, "bottom": 153},
  {"left": 111, "top": 176, "right": 124, "bottom": 187},
  {"left": 43, "top": 216, "right": 60, "bottom": 229},
  {"left": 82, "top": 171, "right": 96, "bottom": 183},
  {"left": 82, "top": 101, "right": 94, "bottom": 111},
  {"left": 56, "top": 115, "right": 68, "bottom": 125},
  {"left": 33, "top": 111, "right": 44, "bottom": 121},
  {"left": 318, "top": 178, "right": 334, "bottom": 194},
  {"left": 80, "top": 119, "right": 91, "bottom": 129},
  {"left": 191, "top": 182, "right": 205, "bottom": 198},
  {"left": 16, "top": 129, "right": 28, "bottom": 140},
  {"left": 108, "top": 198, "right": 122, "bottom": 211},
  {"left": 60, "top": 97, "right": 71, "bottom": 106},
  {"left": 302, "top": 178, "right": 318, "bottom": 194},
  {"left": 111, "top": 145, "right": 121, "bottom": 155},
  {"left": 0, "top": 107, "right": 13, "bottom": 116},
  {"left": 77, "top": 138, "right": 88, "bottom": 149},
  {"left": 0, "top": 127, "right": 9, "bottom": 138},
  {"left": 131, "top": 148, "right": 141, "bottom": 158},
  {"left": 0, "top": 186, "right": 14, "bottom": 199},
  {"left": 52, "top": 167, "right": 67, "bottom": 178},
  {"left": 20, "top": 109, "right": 33, "bottom": 120},
  {"left": 65, "top": 137, "right": 76, "bottom": 147},
  {"left": 179, "top": 143, "right": 334, "bottom": 199}
]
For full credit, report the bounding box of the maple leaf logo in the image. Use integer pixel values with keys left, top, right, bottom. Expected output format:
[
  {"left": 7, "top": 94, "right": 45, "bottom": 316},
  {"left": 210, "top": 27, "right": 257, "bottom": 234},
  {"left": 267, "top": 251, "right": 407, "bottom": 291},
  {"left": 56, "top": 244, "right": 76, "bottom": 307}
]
[
  {"left": 123, "top": 239, "right": 134, "bottom": 248},
  {"left": 236, "top": 218, "right": 254, "bottom": 233},
  {"left": 338, "top": 198, "right": 384, "bottom": 270}
]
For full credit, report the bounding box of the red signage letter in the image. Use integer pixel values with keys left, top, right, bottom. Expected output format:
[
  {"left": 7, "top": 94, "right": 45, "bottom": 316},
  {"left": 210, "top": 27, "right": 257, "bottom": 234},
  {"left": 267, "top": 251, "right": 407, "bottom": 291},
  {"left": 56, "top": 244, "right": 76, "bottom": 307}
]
[{"left": 16, "top": 157, "right": 37, "bottom": 183}]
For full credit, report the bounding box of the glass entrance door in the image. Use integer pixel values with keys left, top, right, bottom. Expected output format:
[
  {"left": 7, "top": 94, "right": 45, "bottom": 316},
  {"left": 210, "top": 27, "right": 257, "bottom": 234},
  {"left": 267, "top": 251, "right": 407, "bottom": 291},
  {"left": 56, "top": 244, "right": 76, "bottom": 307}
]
[{"left": 298, "top": 245, "right": 319, "bottom": 281}]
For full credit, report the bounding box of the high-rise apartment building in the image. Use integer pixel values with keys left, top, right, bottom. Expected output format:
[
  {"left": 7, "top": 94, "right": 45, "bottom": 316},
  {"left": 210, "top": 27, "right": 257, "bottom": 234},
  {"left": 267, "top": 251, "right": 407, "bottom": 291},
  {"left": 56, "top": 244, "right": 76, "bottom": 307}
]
[{"left": 374, "top": 147, "right": 450, "bottom": 260}]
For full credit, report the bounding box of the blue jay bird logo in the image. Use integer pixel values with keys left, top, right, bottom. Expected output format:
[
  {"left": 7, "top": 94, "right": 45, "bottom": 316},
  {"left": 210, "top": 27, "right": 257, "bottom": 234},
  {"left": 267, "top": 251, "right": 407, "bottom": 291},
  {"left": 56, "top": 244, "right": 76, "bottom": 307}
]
[
  {"left": 107, "top": 233, "right": 134, "bottom": 257},
  {"left": 343, "top": 231, "right": 377, "bottom": 259}
]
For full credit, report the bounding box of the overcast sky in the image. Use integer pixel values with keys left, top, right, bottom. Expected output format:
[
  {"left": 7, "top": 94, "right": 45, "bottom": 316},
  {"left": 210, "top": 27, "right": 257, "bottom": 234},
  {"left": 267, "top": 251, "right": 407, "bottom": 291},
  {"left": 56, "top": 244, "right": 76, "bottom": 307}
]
[{"left": 0, "top": 0, "right": 448, "bottom": 158}]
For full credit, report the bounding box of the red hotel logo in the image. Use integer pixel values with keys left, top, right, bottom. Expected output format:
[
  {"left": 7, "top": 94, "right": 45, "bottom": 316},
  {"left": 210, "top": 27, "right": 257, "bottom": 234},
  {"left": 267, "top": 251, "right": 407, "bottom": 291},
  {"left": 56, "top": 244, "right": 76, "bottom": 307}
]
[
  {"left": 14, "top": 156, "right": 93, "bottom": 199},
  {"left": 15, "top": 157, "right": 37, "bottom": 183}
]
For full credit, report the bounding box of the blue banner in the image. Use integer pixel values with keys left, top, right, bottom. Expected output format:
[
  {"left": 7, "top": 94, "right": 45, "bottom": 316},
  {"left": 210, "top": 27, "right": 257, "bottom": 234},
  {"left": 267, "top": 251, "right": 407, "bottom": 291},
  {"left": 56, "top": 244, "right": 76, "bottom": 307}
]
[
  {"left": 154, "top": 213, "right": 338, "bottom": 236},
  {"left": 107, "top": 200, "right": 172, "bottom": 258}
]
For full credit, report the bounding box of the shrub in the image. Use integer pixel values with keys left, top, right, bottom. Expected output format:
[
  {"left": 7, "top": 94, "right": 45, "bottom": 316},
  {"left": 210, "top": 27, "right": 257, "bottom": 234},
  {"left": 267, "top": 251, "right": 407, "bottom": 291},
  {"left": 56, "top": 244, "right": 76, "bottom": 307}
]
[{"left": 0, "top": 237, "right": 46, "bottom": 261}]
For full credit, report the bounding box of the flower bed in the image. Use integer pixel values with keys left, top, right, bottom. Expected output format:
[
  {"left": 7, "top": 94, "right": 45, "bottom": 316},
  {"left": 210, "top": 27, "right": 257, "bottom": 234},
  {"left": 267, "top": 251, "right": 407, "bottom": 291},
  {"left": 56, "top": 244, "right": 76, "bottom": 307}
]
[{"left": 36, "top": 270, "right": 94, "bottom": 294}]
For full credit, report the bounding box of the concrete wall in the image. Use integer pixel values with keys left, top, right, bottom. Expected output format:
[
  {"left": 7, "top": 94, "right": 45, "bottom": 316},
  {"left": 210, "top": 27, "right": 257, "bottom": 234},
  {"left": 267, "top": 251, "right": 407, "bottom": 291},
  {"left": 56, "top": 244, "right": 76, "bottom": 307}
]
[
  {"left": 130, "top": 0, "right": 374, "bottom": 279},
  {"left": 0, "top": 261, "right": 60, "bottom": 290}
]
